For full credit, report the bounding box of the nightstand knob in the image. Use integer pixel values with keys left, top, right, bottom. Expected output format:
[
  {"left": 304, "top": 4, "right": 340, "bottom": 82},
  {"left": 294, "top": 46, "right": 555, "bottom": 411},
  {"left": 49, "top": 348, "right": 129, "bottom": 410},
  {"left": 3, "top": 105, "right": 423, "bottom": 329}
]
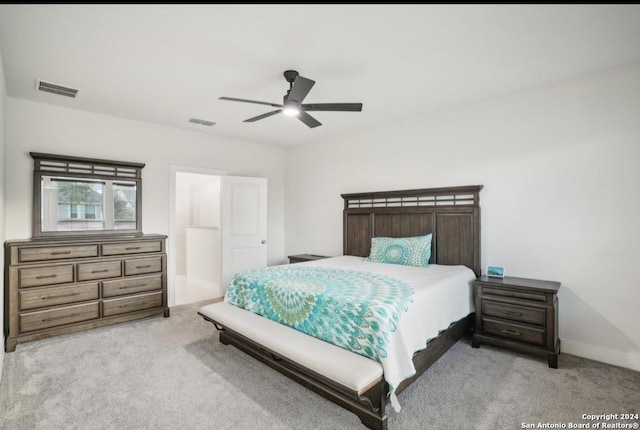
[{"left": 501, "top": 329, "right": 522, "bottom": 336}]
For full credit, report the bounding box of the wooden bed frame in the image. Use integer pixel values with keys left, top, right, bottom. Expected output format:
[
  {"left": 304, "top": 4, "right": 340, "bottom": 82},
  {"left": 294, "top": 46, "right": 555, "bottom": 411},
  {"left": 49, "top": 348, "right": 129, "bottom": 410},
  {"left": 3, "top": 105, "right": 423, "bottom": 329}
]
[{"left": 200, "top": 185, "right": 482, "bottom": 430}]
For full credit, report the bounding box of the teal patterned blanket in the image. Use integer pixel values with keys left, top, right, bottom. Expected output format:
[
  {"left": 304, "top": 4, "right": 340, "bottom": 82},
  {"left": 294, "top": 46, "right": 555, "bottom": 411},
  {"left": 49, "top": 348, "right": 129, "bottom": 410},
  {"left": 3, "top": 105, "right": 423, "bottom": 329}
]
[{"left": 225, "top": 265, "right": 414, "bottom": 363}]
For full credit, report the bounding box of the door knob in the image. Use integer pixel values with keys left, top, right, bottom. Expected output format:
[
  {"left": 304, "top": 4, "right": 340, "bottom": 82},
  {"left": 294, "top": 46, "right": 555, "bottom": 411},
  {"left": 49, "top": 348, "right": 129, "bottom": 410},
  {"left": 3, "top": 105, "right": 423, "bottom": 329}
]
[{"left": 261, "top": 240, "right": 266, "bottom": 244}]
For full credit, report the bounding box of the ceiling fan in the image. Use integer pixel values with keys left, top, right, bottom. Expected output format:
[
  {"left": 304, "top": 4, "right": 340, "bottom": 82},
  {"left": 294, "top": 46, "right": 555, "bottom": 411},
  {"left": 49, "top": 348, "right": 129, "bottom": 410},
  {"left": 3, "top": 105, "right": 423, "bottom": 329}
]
[{"left": 219, "top": 70, "right": 363, "bottom": 128}]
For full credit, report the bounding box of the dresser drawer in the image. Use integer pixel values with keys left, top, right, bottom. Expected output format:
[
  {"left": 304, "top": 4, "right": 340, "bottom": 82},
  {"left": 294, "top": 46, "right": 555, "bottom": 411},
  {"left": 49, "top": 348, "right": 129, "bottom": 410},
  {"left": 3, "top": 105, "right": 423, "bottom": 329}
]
[
  {"left": 19, "top": 264, "right": 74, "bottom": 288},
  {"left": 124, "top": 256, "right": 162, "bottom": 276},
  {"left": 102, "top": 241, "right": 163, "bottom": 256},
  {"left": 20, "top": 302, "right": 100, "bottom": 332},
  {"left": 19, "top": 244, "right": 99, "bottom": 263},
  {"left": 482, "top": 286, "right": 546, "bottom": 303},
  {"left": 103, "top": 291, "right": 163, "bottom": 317},
  {"left": 19, "top": 282, "right": 100, "bottom": 311},
  {"left": 77, "top": 260, "right": 122, "bottom": 281},
  {"left": 103, "top": 274, "right": 162, "bottom": 298},
  {"left": 482, "top": 300, "right": 545, "bottom": 326},
  {"left": 482, "top": 318, "right": 545, "bottom": 346}
]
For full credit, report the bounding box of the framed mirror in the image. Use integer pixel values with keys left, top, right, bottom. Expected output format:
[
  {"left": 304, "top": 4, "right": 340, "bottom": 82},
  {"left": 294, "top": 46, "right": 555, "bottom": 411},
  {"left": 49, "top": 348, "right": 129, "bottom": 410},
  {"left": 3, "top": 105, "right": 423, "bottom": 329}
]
[{"left": 31, "top": 152, "right": 144, "bottom": 238}]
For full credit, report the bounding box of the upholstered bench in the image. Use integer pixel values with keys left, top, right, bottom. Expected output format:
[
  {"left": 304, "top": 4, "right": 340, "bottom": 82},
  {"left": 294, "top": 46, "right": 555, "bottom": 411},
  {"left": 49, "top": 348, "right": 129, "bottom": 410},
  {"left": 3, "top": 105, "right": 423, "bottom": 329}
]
[{"left": 198, "top": 301, "right": 384, "bottom": 395}]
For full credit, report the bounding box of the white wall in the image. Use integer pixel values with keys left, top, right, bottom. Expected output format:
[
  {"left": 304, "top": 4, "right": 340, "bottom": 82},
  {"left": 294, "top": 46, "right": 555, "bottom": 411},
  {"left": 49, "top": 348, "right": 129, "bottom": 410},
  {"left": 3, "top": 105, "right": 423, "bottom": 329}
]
[
  {"left": 190, "top": 180, "right": 220, "bottom": 228},
  {"left": 4, "top": 97, "right": 287, "bottom": 274},
  {"left": 285, "top": 64, "right": 640, "bottom": 371},
  {"left": 186, "top": 226, "right": 220, "bottom": 293},
  {"left": 0, "top": 48, "right": 6, "bottom": 380}
]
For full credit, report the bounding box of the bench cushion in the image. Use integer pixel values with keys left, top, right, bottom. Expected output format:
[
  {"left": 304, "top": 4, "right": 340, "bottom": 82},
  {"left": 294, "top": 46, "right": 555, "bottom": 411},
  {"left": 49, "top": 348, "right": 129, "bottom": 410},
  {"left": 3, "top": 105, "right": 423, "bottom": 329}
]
[{"left": 199, "top": 301, "right": 383, "bottom": 394}]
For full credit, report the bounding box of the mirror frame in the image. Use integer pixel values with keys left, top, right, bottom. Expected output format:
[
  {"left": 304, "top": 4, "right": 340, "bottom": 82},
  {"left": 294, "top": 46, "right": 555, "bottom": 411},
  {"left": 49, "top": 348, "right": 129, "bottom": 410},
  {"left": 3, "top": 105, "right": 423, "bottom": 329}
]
[{"left": 31, "top": 152, "right": 144, "bottom": 238}]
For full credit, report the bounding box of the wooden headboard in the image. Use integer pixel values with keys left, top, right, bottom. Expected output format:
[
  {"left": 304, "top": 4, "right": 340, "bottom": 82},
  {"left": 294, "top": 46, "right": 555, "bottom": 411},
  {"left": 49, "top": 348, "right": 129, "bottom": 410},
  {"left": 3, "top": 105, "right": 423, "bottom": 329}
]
[{"left": 342, "top": 185, "right": 482, "bottom": 277}]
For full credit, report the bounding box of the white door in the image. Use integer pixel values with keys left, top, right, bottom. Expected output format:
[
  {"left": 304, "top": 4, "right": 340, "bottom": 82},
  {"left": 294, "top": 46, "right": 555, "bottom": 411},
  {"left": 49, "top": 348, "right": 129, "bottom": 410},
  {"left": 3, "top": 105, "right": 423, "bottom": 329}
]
[{"left": 221, "top": 175, "right": 268, "bottom": 291}]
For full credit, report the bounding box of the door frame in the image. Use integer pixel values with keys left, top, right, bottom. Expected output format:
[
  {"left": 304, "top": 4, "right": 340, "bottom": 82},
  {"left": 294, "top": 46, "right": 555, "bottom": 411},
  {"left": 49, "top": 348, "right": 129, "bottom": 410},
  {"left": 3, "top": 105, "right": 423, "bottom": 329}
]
[{"left": 168, "top": 164, "right": 227, "bottom": 307}]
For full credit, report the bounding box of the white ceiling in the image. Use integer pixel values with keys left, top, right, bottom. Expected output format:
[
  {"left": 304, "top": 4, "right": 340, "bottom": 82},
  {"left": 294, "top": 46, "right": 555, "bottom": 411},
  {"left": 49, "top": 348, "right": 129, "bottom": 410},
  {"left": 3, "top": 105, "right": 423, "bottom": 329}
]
[{"left": 1, "top": 4, "right": 639, "bottom": 147}]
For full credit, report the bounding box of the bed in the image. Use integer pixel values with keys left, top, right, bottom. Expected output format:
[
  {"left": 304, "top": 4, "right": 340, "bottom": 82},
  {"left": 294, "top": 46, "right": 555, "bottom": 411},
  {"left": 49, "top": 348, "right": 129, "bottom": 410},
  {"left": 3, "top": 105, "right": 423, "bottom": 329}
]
[{"left": 199, "top": 185, "right": 482, "bottom": 430}]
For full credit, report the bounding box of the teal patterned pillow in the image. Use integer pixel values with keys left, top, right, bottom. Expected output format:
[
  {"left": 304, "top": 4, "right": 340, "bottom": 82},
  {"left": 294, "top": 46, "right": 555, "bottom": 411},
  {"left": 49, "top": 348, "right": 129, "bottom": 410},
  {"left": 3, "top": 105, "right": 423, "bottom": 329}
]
[{"left": 366, "top": 234, "right": 433, "bottom": 267}]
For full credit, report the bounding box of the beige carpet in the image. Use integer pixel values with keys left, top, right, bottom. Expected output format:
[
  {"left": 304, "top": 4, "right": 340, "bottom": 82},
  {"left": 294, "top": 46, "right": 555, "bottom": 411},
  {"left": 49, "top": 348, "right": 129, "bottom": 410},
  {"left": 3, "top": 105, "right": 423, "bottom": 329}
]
[{"left": 2, "top": 300, "right": 639, "bottom": 430}]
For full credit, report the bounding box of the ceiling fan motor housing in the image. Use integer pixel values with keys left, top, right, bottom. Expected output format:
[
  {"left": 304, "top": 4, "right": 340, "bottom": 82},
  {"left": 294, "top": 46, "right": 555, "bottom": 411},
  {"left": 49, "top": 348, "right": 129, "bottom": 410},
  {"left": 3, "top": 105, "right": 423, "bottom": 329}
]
[{"left": 283, "top": 70, "right": 299, "bottom": 84}]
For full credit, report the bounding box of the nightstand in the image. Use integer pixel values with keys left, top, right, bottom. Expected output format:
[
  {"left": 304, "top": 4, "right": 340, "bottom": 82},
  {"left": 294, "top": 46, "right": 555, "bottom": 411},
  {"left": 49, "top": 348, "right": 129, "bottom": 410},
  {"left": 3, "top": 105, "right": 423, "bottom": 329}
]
[
  {"left": 288, "top": 254, "right": 329, "bottom": 264},
  {"left": 472, "top": 275, "right": 561, "bottom": 368}
]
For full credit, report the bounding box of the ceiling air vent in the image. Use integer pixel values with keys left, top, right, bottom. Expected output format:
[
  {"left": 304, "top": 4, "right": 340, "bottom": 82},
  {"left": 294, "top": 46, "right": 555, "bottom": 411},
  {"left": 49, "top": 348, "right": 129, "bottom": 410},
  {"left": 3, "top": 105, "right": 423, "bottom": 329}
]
[
  {"left": 189, "top": 118, "right": 215, "bottom": 127},
  {"left": 36, "top": 80, "right": 79, "bottom": 98}
]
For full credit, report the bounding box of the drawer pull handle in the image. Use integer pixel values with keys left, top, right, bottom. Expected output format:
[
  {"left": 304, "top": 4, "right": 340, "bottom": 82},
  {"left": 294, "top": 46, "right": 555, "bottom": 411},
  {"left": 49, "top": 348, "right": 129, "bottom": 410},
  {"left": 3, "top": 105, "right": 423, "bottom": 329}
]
[
  {"left": 91, "top": 269, "right": 110, "bottom": 273},
  {"left": 51, "top": 251, "right": 72, "bottom": 255},
  {"left": 36, "top": 274, "right": 58, "bottom": 279},
  {"left": 501, "top": 329, "right": 522, "bottom": 336},
  {"left": 126, "top": 247, "right": 141, "bottom": 250},
  {"left": 42, "top": 292, "right": 79, "bottom": 300},
  {"left": 501, "top": 311, "right": 522, "bottom": 316},
  {"left": 120, "top": 284, "right": 147, "bottom": 289},
  {"left": 43, "top": 313, "right": 81, "bottom": 322},
  {"left": 118, "top": 303, "right": 146, "bottom": 309},
  {"left": 136, "top": 265, "right": 152, "bottom": 269}
]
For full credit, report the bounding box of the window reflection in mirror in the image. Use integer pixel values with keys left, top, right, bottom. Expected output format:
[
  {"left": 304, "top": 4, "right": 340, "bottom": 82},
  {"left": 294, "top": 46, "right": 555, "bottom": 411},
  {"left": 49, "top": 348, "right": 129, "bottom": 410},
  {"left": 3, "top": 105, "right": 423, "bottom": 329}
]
[
  {"left": 41, "top": 176, "right": 137, "bottom": 233},
  {"left": 31, "top": 152, "right": 144, "bottom": 238}
]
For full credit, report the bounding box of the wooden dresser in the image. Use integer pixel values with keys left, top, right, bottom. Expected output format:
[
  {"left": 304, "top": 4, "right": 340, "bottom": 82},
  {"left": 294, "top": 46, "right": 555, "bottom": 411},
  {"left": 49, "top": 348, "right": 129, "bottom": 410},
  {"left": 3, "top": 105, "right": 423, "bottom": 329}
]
[
  {"left": 472, "top": 275, "right": 561, "bottom": 368},
  {"left": 4, "top": 234, "right": 169, "bottom": 352}
]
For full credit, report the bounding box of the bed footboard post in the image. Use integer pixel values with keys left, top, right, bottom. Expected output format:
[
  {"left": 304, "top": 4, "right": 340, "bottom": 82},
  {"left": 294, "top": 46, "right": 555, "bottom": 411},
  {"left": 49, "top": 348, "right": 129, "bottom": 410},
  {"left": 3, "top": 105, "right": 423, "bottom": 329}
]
[
  {"left": 219, "top": 330, "right": 231, "bottom": 345},
  {"left": 355, "top": 380, "right": 388, "bottom": 430},
  {"left": 359, "top": 413, "right": 388, "bottom": 430}
]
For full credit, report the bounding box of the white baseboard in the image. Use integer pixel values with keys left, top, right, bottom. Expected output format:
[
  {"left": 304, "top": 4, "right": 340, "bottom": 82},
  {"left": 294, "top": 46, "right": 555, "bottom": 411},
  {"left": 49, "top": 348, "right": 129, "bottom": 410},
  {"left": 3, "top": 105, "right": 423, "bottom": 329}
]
[
  {"left": 561, "top": 338, "right": 640, "bottom": 372},
  {"left": 0, "top": 349, "right": 4, "bottom": 384}
]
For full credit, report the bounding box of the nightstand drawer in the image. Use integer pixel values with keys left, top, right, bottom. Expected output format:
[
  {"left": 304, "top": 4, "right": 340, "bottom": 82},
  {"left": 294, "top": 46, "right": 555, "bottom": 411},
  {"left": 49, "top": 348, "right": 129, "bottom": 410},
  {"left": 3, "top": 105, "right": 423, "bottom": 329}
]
[
  {"left": 482, "top": 318, "right": 545, "bottom": 346},
  {"left": 482, "top": 300, "right": 545, "bottom": 326},
  {"left": 483, "top": 286, "right": 546, "bottom": 303}
]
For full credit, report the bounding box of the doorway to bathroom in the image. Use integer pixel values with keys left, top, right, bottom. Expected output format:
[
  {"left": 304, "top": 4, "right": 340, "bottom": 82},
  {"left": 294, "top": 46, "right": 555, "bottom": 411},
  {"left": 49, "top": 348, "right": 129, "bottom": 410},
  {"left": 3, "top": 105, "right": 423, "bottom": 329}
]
[{"left": 172, "top": 169, "right": 223, "bottom": 306}]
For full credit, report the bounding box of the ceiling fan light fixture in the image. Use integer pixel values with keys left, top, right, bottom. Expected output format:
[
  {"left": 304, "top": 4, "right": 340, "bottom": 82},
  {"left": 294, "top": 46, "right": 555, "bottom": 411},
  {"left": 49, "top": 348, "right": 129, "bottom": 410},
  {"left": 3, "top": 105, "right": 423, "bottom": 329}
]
[{"left": 282, "top": 102, "right": 300, "bottom": 117}]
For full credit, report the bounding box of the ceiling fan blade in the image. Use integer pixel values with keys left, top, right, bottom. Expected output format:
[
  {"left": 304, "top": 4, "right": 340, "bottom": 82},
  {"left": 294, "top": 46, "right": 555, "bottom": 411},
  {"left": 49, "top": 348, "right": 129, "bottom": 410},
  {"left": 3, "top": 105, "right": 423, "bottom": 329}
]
[
  {"left": 243, "top": 109, "right": 282, "bottom": 123},
  {"left": 297, "top": 111, "right": 322, "bottom": 128},
  {"left": 286, "top": 76, "right": 315, "bottom": 104},
  {"left": 301, "top": 103, "right": 363, "bottom": 112},
  {"left": 219, "top": 97, "right": 282, "bottom": 108}
]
